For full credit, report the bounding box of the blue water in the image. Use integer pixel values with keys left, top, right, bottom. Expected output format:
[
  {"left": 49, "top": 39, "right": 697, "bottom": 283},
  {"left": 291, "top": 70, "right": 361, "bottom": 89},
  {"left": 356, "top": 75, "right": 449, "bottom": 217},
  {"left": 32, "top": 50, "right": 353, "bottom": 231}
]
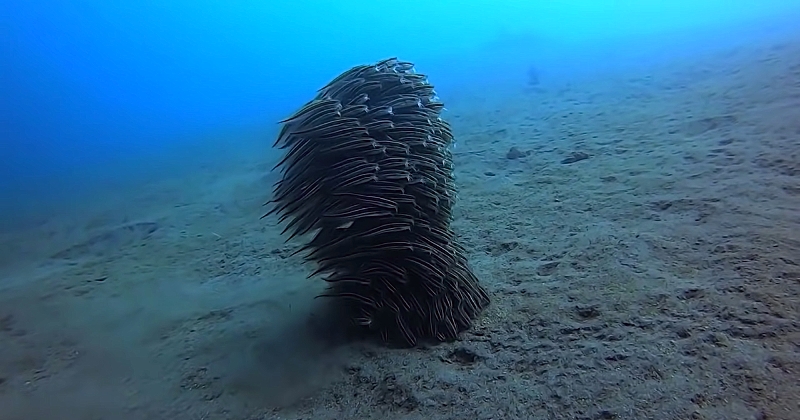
[{"left": 2, "top": 0, "right": 799, "bottom": 226}]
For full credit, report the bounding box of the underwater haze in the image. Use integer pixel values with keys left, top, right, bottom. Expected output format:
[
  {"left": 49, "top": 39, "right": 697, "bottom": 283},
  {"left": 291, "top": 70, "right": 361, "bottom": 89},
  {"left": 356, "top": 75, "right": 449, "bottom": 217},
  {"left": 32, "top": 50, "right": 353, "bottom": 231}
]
[
  {"left": 2, "top": 0, "right": 800, "bottom": 228},
  {"left": 2, "top": 1, "right": 800, "bottom": 419}
]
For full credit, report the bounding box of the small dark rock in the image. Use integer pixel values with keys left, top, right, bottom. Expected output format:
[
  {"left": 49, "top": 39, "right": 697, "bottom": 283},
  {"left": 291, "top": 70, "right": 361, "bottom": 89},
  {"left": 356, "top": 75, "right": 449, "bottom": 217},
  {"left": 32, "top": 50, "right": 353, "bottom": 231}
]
[
  {"left": 536, "top": 261, "right": 560, "bottom": 276},
  {"left": 651, "top": 200, "right": 673, "bottom": 211},
  {"left": 484, "top": 171, "right": 496, "bottom": 176},
  {"left": 377, "top": 375, "right": 419, "bottom": 411},
  {"left": 705, "top": 332, "right": 729, "bottom": 347},
  {"left": 691, "top": 393, "right": 707, "bottom": 405},
  {"left": 271, "top": 247, "right": 290, "bottom": 259},
  {"left": 447, "top": 347, "right": 482, "bottom": 366},
  {"left": 605, "top": 353, "right": 628, "bottom": 361},
  {"left": 506, "top": 147, "right": 529, "bottom": 159},
  {"left": 679, "top": 288, "right": 705, "bottom": 300},
  {"left": 594, "top": 410, "right": 618, "bottom": 419},
  {"left": 575, "top": 305, "right": 601, "bottom": 319},
  {"left": 561, "top": 151, "right": 590, "bottom": 164},
  {"left": 673, "top": 324, "right": 692, "bottom": 338}
]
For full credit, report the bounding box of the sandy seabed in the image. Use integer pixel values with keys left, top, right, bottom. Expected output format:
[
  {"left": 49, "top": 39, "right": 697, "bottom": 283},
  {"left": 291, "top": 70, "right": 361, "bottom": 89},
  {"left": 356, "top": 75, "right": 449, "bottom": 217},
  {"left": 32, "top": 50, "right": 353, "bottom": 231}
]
[{"left": 1, "top": 35, "right": 799, "bottom": 420}]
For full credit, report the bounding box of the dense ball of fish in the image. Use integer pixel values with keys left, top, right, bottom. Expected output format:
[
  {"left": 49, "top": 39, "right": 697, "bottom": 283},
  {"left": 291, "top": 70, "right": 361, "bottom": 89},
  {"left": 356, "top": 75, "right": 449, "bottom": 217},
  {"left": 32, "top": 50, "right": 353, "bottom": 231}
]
[{"left": 265, "top": 58, "right": 490, "bottom": 346}]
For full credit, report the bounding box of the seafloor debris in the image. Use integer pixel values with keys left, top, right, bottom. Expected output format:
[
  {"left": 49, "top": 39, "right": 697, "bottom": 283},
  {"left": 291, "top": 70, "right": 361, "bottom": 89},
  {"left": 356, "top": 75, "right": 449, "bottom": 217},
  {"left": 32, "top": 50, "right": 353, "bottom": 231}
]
[
  {"left": 561, "top": 151, "right": 589, "bottom": 164},
  {"left": 506, "top": 146, "right": 529, "bottom": 159}
]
